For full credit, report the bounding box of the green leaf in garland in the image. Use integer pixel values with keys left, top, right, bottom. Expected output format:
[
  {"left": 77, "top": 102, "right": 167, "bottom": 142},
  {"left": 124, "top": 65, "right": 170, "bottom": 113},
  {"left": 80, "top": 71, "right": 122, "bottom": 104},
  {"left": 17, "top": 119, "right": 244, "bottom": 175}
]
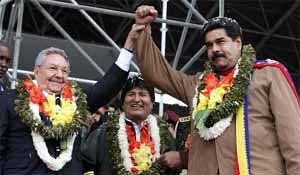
[{"left": 195, "top": 109, "right": 212, "bottom": 130}]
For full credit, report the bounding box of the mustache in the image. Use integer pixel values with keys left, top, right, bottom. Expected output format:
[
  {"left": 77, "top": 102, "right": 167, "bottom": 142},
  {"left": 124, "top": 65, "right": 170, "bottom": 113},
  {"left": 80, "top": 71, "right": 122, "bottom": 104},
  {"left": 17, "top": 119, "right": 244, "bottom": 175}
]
[{"left": 212, "top": 53, "right": 225, "bottom": 61}]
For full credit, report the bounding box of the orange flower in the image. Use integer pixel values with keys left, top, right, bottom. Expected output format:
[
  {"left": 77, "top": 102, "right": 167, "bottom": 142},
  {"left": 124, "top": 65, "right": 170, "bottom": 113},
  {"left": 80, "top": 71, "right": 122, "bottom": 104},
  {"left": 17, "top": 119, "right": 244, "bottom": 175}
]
[
  {"left": 204, "top": 73, "right": 218, "bottom": 95},
  {"left": 203, "top": 71, "right": 234, "bottom": 96},
  {"left": 63, "top": 82, "right": 73, "bottom": 100},
  {"left": 23, "top": 79, "right": 46, "bottom": 113},
  {"left": 23, "top": 79, "right": 35, "bottom": 91},
  {"left": 125, "top": 122, "right": 155, "bottom": 173}
]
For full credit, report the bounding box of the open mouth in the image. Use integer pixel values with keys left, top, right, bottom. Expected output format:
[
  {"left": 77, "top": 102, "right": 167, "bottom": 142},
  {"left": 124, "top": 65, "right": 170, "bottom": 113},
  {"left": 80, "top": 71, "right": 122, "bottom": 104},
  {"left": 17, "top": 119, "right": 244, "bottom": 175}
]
[{"left": 130, "top": 104, "right": 143, "bottom": 110}]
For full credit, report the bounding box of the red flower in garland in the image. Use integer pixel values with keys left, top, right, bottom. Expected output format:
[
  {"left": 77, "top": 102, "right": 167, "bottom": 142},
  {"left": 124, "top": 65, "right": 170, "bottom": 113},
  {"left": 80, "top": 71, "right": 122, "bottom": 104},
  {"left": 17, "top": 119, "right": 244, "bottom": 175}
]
[
  {"left": 23, "top": 79, "right": 46, "bottom": 113},
  {"left": 203, "top": 71, "right": 234, "bottom": 96},
  {"left": 125, "top": 123, "right": 156, "bottom": 173},
  {"left": 203, "top": 73, "right": 218, "bottom": 96},
  {"left": 63, "top": 82, "right": 73, "bottom": 101}
]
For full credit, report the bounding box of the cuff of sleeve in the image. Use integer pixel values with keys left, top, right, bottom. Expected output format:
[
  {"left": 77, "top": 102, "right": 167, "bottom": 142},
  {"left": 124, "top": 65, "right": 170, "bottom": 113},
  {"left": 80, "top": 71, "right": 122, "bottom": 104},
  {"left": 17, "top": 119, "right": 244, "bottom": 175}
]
[{"left": 115, "top": 48, "right": 133, "bottom": 72}]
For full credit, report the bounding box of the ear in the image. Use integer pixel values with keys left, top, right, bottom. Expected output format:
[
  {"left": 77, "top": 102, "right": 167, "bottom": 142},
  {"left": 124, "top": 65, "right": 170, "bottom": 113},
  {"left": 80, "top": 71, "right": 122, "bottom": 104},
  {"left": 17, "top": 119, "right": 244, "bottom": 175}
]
[
  {"left": 235, "top": 37, "right": 242, "bottom": 50},
  {"left": 33, "top": 67, "right": 39, "bottom": 77}
]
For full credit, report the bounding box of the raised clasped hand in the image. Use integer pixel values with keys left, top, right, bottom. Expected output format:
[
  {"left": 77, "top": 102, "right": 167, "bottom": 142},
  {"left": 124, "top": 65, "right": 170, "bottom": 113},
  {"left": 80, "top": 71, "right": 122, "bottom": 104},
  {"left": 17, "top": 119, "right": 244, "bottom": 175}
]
[{"left": 135, "top": 5, "right": 158, "bottom": 25}]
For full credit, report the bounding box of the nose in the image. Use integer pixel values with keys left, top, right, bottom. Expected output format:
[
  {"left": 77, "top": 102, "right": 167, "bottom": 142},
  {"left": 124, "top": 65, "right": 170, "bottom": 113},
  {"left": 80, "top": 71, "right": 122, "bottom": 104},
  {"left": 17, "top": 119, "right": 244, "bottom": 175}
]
[
  {"left": 55, "top": 69, "right": 65, "bottom": 78},
  {"left": 133, "top": 94, "right": 142, "bottom": 102},
  {"left": 212, "top": 43, "right": 220, "bottom": 53}
]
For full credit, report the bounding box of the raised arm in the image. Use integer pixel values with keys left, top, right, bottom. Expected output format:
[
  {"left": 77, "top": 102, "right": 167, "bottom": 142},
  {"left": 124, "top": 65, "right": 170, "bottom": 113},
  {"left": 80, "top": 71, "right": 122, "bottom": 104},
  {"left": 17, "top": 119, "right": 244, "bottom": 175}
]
[
  {"left": 87, "top": 47, "right": 133, "bottom": 113},
  {"left": 131, "top": 5, "right": 199, "bottom": 106}
]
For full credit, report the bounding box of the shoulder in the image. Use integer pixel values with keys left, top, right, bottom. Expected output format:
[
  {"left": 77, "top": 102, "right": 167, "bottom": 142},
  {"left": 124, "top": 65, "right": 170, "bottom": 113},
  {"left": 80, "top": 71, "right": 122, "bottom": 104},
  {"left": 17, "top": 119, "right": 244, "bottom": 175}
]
[
  {"left": 254, "top": 59, "right": 288, "bottom": 73},
  {"left": 252, "top": 59, "right": 290, "bottom": 80}
]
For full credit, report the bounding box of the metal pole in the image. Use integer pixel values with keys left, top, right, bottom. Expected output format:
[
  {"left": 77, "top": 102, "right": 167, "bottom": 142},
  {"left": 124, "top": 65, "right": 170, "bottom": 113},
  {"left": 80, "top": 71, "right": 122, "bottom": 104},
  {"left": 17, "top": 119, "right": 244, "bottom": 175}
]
[
  {"left": 71, "top": 0, "right": 120, "bottom": 50},
  {"left": 68, "top": 0, "right": 139, "bottom": 71},
  {"left": 160, "top": 0, "right": 168, "bottom": 57},
  {"left": 0, "top": 0, "right": 13, "bottom": 7},
  {"left": 230, "top": 8, "right": 265, "bottom": 31},
  {"left": 180, "top": 46, "right": 206, "bottom": 72},
  {"left": 4, "top": 2, "right": 17, "bottom": 44},
  {"left": 11, "top": 0, "right": 24, "bottom": 89},
  {"left": 10, "top": 0, "right": 24, "bottom": 89},
  {"left": 180, "top": 0, "right": 207, "bottom": 23},
  {"left": 243, "top": 28, "right": 300, "bottom": 42},
  {"left": 31, "top": 0, "right": 105, "bottom": 75},
  {"left": 219, "top": 0, "right": 224, "bottom": 17},
  {"left": 0, "top": 1, "right": 8, "bottom": 40},
  {"left": 173, "top": 0, "right": 198, "bottom": 69},
  {"left": 206, "top": 1, "right": 218, "bottom": 18},
  {"left": 159, "top": 0, "right": 169, "bottom": 117},
  {"left": 36, "top": 0, "right": 203, "bottom": 30},
  {"left": 256, "top": 1, "right": 300, "bottom": 51}
]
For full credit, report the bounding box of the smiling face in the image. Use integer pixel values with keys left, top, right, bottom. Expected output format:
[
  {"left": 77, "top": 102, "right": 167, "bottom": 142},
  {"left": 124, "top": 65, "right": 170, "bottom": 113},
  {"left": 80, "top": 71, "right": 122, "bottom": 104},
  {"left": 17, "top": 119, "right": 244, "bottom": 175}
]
[
  {"left": 205, "top": 28, "right": 242, "bottom": 71},
  {"left": 0, "top": 45, "right": 11, "bottom": 78},
  {"left": 122, "top": 87, "right": 153, "bottom": 123},
  {"left": 34, "top": 53, "right": 69, "bottom": 94}
]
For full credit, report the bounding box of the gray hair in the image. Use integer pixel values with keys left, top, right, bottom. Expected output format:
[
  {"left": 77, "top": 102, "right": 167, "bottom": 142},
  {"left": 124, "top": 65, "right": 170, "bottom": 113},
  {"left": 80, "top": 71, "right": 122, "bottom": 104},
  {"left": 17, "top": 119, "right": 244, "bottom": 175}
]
[{"left": 34, "top": 47, "right": 70, "bottom": 68}]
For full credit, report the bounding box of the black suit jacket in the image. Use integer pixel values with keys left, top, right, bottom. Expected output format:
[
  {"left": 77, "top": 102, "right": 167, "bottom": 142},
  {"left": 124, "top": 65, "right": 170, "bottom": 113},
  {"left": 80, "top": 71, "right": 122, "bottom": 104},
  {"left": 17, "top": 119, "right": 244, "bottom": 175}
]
[
  {"left": 0, "top": 81, "right": 8, "bottom": 94},
  {"left": 0, "top": 64, "right": 128, "bottom": 175}
]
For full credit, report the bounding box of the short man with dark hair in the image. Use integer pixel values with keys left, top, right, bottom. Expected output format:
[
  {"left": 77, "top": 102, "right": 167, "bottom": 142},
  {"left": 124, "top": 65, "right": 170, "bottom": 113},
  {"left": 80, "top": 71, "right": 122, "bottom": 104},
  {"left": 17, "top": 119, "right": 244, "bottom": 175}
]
[
  {"left": 81, "top": 74, "right": 181, "bottom": 175},
  {"left": 123, "top": 5, "right": 300, "bottom": 175}
]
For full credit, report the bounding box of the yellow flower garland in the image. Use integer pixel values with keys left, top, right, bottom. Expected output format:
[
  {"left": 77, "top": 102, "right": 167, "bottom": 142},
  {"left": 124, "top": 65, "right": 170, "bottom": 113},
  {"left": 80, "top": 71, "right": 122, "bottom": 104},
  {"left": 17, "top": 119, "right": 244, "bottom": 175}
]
[
  {"left": 43, "top": 94, "right": 76, "bottom": 126},
  {"left": 132, "top": 144, "right": 154, "bottom": 172}
]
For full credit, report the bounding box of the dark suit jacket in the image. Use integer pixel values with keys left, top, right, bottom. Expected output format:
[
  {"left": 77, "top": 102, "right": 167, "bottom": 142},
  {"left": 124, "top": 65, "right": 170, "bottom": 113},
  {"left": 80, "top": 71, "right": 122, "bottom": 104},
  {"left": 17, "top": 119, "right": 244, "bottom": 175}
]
[
  {"left": 0, "top": 64, "right": 128, "bottom": 175},
  {"left": 0, "top": 81, "right": 8, "bottom": 94}
]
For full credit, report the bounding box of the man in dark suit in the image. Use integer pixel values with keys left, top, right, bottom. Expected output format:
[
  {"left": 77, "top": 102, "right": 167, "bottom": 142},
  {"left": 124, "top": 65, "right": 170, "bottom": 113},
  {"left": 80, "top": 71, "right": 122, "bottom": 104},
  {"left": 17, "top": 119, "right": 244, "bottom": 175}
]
[
  {"left": 0, "top": 37, "right": 135, "bottom": 175},
  {"left": 0, "top": 41, "right": 11, "bottom": 93}
]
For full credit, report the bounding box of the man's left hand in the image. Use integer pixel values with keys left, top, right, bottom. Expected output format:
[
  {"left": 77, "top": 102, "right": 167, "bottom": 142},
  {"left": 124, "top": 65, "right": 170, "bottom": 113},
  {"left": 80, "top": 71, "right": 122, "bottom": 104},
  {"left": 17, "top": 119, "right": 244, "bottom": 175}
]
[{"left": 159, "top": 151, "right": 182, "bottom": 169}]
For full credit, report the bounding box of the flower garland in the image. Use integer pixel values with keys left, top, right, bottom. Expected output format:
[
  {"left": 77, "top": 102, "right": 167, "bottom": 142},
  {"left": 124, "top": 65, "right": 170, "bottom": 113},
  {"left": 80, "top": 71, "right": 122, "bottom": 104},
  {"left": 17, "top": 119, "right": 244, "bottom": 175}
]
[
  {"left": 15, "top": 79, "right": 90, "bottom": 171},
  {"left": 107, "top": 111, "right": 175, "bottom": 175},
  {"left": 192, "top": 44, "right": 255, "bottom": 140},
  {"left": 31, "top": 132, "right": 76, "bottom": 171},
  {"left": 118, "top": 113, "right": 160, "bottom": 174},
  {"left": 15, "top": 79, "right": 90, "bottom": 139}
]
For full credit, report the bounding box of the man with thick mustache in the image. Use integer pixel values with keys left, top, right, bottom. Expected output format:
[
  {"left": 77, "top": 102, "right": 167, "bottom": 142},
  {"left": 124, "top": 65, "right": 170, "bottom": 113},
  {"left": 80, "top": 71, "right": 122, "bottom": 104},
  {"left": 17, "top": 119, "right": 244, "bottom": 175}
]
[
  {"left": 0, "top": 41, "right": 11, "bottom": 93},
  {"left": 0, "top": 41, "right": 134, "bottom": 174},
  {"left": 125, "top": 5, "right": 300, "bottom": 175}
]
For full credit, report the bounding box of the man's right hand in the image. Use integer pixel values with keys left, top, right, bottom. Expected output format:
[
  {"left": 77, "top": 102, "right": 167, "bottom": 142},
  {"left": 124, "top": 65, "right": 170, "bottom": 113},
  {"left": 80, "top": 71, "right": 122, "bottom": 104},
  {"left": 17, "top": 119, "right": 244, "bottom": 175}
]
[{"left": 135, "top": 5, "right": 158, "bottom": 25}]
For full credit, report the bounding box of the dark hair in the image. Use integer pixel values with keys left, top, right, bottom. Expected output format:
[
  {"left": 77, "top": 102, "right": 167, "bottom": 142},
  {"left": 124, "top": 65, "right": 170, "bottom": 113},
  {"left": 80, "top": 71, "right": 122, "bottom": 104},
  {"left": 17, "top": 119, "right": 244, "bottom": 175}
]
[
  {"left": 202, "top": 17, "right": 242, "bottom": 42},
  {"left": 121, "top": 75, "right": 155, "bottom": 105}
]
